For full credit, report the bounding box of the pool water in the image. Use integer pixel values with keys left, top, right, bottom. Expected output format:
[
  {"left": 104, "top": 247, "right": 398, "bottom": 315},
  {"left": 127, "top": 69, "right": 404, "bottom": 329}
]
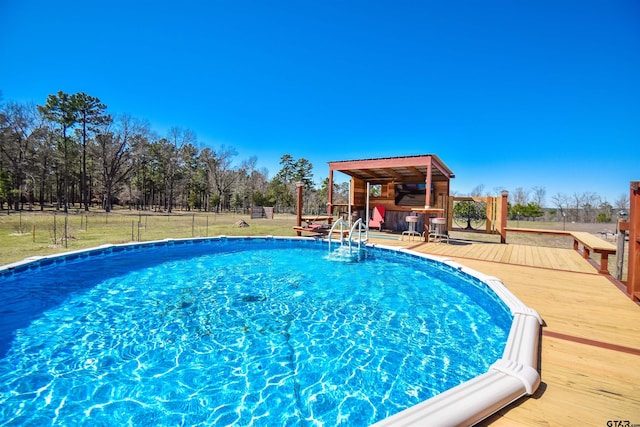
[{"left": 0, "top": 238, "right": 512, "bottom": 426}]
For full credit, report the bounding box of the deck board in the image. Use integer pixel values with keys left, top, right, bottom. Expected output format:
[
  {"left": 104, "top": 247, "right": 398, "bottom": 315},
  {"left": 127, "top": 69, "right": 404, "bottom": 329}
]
[
  {"left": 367, "top": 235, "right": 640, "bottom": 425},
  {"left": 392, "top": 240, "right": 596, "bottom": 274}
]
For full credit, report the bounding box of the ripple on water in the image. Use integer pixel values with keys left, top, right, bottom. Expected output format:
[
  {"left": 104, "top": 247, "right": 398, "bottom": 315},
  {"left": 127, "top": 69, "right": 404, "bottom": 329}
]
[{"left": 0, "top": 241, "right": 511, "bottom": 426}]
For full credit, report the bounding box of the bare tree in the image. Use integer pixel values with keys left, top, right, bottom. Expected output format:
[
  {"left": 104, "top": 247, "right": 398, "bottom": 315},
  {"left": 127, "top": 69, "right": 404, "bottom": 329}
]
[
  {"left": 614, "top": 193, "right": 630, "bottom": 211},
  {"left": 206, "top": 145, "right": 238, "bottom": 211},
  {"left": 0, "top": 102, "right": 39, "bottom": 210},
  {"left": 512, "top": 187, "right": 529, "bottom": 206},
  {"left": 93, "top": 115, "right": 147, "bottom": 212},
  {"left": 492, "top": 186, "right": 507, "bottom": 196},
  {"left": 551, "top": 192, "right": 569, "bottom": 221},
  {"left": 570, "top": 192, "right": 584, "bottom": 222},
  {"left": 581, "top": 192, "right": 601, "bottom": 223},
  {"left": 236, "top": 156, "right": 269, "bottom": 211},
  {"left": 470, "top": 184, "right": 485, "bottom": 197},
  {"left": 31, "top": 118, "right": 57, "bottom": 210},
  {"left": 531, "top": 186, "right": 546, "bottom": 207}
]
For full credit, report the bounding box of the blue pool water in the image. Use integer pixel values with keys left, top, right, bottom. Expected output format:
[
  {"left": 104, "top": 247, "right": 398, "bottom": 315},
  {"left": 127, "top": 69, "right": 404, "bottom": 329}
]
[{"left": 0, "top": 238, "right": 512, "bottom": 426}]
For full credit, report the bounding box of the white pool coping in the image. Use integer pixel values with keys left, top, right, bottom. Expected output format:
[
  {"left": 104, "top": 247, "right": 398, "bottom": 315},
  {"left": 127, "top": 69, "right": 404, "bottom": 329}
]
[
  {"left": 370, "top": 243, "right": 542, "bottom": 427},
  {"left": 1, "top": 236, "right": 542, "bottom": 426}
]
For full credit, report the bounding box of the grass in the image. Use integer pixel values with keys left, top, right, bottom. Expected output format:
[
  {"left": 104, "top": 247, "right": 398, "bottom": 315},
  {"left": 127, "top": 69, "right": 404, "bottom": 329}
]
[
  {"left": 0, "top": 209, "right": 629, "bottom": 280},
  {"left": 0, "top": 208, "right": 300, "bottom": 266}
]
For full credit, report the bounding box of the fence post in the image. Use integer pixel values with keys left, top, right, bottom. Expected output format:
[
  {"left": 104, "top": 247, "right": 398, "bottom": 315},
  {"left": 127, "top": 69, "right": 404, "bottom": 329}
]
[
  {"left": 616, "top": 218, "right": 627, "bottom": 280},
  {"left": 295, "top": 182, "right": 303, "bottom": 236},
  {"left": 627, "top": 181, "right": 640, "bottom": 301},
  {"left": 500, "top": 190, "right": 509, "bottom": 244}
]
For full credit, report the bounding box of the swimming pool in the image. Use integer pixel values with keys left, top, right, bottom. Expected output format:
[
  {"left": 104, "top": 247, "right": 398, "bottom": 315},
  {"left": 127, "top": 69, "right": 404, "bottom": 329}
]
[{"left": 0, "top": 237, "right": 541, "bottom": 425}]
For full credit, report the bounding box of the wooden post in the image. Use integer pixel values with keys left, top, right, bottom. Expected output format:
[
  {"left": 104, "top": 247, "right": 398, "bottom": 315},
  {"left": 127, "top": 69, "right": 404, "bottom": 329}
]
[
  {"left": 627, "top": 181, "right": 640, "bottom": 301},
  {"left": 425, "top": 158, "right": 433, "bottom": 208},
  {"left": 295, "top": 182, "right": 303, "bottom": 236},
  {"left": 447, "top": 196, "right": 454, "bottom": 236},
  {"left": 616, "top": 218, "right": 628, "bottom": 280},
  {"left": 327, "top": 170, "right": 334, "bottom": 216},
  {"left": 445, "top": 180, "right": 451, "bottom": 232},
  {"left": 500, "top": 190, "right": 509, "bottom": 244}
]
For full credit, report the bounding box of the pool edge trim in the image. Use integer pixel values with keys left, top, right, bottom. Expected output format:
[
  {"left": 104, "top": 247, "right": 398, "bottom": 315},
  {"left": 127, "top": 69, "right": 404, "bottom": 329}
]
[{"left": 369, "top": 242, "right": 542, "bottom": 427}]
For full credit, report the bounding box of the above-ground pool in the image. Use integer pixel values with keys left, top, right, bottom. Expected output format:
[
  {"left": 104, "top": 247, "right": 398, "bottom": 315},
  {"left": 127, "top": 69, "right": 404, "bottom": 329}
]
[{"left": 0, "top": 237, "right": 541, "bottom": 426}]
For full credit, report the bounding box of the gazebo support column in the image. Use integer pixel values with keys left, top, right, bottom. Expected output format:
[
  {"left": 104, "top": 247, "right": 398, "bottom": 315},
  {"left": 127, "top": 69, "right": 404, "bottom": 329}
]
[
  {"left": 327, "top": 170, "right": 334, "bottom": 216},
  {"left": 425, "top": 158, "right": 432, "bottom": 208},
  {"left": 628, "top": 181, "right": 640, "bottom": 301}
]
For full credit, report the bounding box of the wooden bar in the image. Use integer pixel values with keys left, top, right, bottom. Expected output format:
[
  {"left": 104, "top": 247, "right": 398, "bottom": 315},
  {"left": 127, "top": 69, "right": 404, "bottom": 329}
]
[{"left": 411, "top": 207, "right": 446, "bottom": 241}]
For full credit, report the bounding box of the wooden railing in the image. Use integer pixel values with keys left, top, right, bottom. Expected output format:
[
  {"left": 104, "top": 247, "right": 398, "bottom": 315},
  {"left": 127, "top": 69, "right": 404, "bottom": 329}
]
[
  {"left": 620, "top": 181, "right": 640, "bottom": 302},
  {"left": 448, "top": 191, "right": 509, "bottom": 242}
]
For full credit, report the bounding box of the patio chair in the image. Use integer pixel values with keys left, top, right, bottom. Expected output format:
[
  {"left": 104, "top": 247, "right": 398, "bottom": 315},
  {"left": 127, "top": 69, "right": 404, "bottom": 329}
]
[{"left": 369, "top": 206, "right": 386, "bottom": 231}]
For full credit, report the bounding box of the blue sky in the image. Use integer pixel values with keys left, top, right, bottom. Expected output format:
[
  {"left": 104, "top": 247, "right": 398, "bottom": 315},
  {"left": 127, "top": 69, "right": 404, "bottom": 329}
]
[{"left": 1, "top": 0, "right": 638, "bottom": 206}]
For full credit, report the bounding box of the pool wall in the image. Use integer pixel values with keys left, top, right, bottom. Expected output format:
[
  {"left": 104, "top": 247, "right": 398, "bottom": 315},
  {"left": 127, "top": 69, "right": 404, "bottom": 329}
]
[
  {"left": 370, "top": 244, "right": 542, "bottom": 427},
  {"left": 1, "top": 236, "right": 542, "bottom": 426}
]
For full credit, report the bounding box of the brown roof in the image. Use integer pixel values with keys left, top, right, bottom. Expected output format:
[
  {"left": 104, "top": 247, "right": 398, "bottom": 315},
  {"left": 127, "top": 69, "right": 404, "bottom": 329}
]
[{"left": 328, "top": 154, "right": 455, "bottom": 184}]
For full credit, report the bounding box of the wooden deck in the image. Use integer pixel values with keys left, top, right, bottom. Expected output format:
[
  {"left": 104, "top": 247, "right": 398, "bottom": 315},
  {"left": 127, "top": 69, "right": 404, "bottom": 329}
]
[{"left": 367, "top": 236, "right": 640, "bottom": 426}]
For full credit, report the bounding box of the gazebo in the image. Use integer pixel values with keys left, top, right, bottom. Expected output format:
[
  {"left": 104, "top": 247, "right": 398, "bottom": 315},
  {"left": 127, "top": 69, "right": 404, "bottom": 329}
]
[{"left": 327, "top": 154, "right": 455, "bottom": 234}]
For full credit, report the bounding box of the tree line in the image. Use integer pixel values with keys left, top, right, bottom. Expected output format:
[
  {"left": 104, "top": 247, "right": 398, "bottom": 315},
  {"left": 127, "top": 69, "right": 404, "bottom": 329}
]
[
  {"left": 4, "top": 91, "right": 628, "bottom": 222},
  {"left": 1, "top": 91, "right": 345, "bottom": 215},
  {"left": 459, "top": 184, "right": 630, "bottom": 224}
]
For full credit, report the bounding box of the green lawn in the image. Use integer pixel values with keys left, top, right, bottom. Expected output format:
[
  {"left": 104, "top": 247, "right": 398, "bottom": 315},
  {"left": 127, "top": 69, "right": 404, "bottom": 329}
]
[
  {"left": 0, "top": 209, "right": 300, "bottom": 266},
  {"left": 1, "top": 209, "right": 627, "bottom": 280}
]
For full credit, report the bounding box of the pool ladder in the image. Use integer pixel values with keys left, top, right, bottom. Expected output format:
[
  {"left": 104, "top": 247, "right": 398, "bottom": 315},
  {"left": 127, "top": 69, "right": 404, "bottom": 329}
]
[{"left": 327, "top": 218, "right": 367, "bottom": 260}]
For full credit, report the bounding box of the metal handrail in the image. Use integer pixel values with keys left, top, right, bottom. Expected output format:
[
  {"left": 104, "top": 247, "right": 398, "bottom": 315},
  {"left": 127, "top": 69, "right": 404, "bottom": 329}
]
[
  {"left": 327, "top": 218, "right": 349, "bottom": 251},
  {"left": 327, "top": 217, "right": 369, "bottom": 256},
  {"left": 348, "top": 218, "right": 367, "bottom": 249}
]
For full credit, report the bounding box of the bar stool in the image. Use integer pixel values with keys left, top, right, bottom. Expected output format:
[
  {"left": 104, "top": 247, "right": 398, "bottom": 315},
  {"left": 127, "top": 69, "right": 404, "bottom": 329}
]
[
  {"left": 402, "top": 215, "right": 422, "bottom": 241},
  {"left": 428, "top": 217, "right": 449, "bottom": 243}
]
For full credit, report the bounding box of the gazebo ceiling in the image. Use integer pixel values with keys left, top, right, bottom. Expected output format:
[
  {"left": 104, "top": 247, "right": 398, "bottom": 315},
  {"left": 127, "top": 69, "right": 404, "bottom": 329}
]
[{"left": 328, "top": 154, "right": 455, "bottom": 185}]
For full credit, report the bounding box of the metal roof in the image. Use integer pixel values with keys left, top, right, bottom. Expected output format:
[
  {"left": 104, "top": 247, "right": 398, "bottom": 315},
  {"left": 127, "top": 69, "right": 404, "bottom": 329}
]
[{"left": 328, "top": 154, "right": 455, "bottom": 184}]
